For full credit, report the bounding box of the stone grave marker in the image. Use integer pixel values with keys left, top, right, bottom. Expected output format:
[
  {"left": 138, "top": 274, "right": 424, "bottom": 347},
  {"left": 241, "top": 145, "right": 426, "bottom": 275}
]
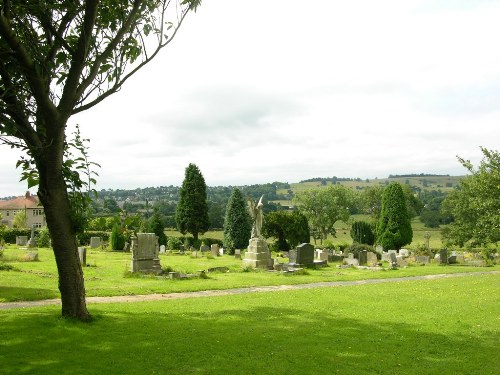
[
  {"left": 130, "top": 233, "right": 162, "bottom": 274},
  {"left": 347, "top": 253, "right": 354, "bottom": 259},
  {"left": 440, "top": 249, "right": 448, "bottom": 264},
  {"left": 90, "top": 237, "right": 101, "bottom": 249},
  {"left": 375, "top": 245, "right": 383, "bottom": 254},
  {"left": 243, "top": 238, "right": 272, "bottom": 269},
  {"left": 359, "top": 250, "right": 368, "bottom": 266},
  {"left": 288, "top": 243, "right": 314, "bottom": 267},
  {"left": 219, "top": 247, "right": 224, "bottom": 256},
  {"left": 200, "top": 244, "right": 210, "bottom": 253},
  {"left": 123, "top": 242, "right": 131, "bottom": 252},
  {"left": 27, "top": 226, "right": 37, "bottom": 248},
  {"left": 416, "top": 256, "right": 430, "bottom": 264},
  {"left": 396, "top": 255, "right": 407, "bottom": 267},
  {"left": 16, "top": 236, "right": 28, "bottom": 246},
  {"left": 234, "top": 249, "right": 241, "bottom": 259},
  {"left": 78, "top": 247, "right": 87, "bottom": 266},
  {"left": 344, "top": 258, "right": 359, "bottom": 267},
  {"left": 381, "top": 252, "right": 391, "bottom": 262},
  {"left": 367, "top": 252, "right": 378, "bottom": 266},
  {"left": 389, "top": 252, "right": 398, "bottom": 268},
  {"left": 159, "top": 245, "right": 166, "bottom": 254},
  {"left": 399, "top": 249, "right": 409, "bottom": 257},
  {"left": 210, "top": 244, "right": 219, "bottom": 257}
]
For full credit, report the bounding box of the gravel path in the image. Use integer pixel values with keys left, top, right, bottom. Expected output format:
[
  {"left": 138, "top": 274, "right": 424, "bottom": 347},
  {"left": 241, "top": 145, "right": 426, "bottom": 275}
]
[{"left": 1, "top": 271, "right": 498, "bottom": 310}]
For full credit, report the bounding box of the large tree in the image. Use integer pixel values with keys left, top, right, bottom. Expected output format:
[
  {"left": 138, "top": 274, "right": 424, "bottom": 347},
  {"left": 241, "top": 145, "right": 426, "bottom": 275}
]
[
  {"left": 175, "top": 163, "right": 210, "bottom": 242},
  {"left": 262, "top": 210, "right": 310, "bottom": 251},
  {"left": 0, "top": 0, "right": 201, "bottom": 320},
  {"left": 293, "top": 185, "right": 354, "bottom": 244},
  {"left": 441, "top": 147, "right": 499, "bottom": 247},
  {"left": 223, "top": 187, "right": 251, "bottom": 254},
  {"left": 376, "top": 182, "right": 413, "bottom": 250}
]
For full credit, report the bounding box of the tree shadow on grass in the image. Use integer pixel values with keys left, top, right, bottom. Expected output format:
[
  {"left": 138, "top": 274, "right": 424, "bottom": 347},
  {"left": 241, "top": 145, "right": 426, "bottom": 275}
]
[
  {"left": 0, "top": 299, "right": 498, "bottom": 375},
  {"left": 0, "top": 286, "right": 59, "bottom": 302}
]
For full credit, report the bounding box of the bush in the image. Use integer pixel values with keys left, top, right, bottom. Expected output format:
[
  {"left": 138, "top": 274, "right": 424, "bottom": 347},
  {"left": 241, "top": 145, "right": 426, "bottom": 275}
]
[
  {"left": 350, "top": 221, "right": 375, "bottom": 245},
  {"left": 37, "top": 227, "right": 51, "bottom": 248},
  {"left": 346, "top": 243, "right": 374, "bottom": 259},
  {"left": 110, "top": 224, "right": 126, "bottom": 250},
  {"left": 77, "top": 231, "right": 110, "bottom": 246},
  {"left": 167, "top": 237, "right": 184, "bottom": 250}
]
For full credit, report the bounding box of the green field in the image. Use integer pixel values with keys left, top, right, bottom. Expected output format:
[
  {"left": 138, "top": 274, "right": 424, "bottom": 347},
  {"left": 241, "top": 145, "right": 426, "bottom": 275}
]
[
  {"left": 1, "top": 246, "right": 496, "bottom": 303},
  {"left": 0, "top": 273, "right": 498, "bottom": 374}
]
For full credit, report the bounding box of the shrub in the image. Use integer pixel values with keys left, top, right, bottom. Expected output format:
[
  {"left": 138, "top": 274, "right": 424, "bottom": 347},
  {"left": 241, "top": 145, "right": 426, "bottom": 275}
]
[
  {"left": 77, "top": 231, "right": 110, "bottom": 246},
  {"left": 346, "top": 243, "right": 374, "bottom": 259},
  {"left": 110, "top": 224, "right": 126, "bottom": 250},
  {"left": 37, "top": 227, "right": 51, "bottom": 248},
  {"left": 0, "top": 228, "right": 33, "bottom": 244},
  {"left": 350, "top": 221, "right": 375, "bottom": 245},
  {"left": 167, "top": 237, "right": 184, "bottom": 250}
]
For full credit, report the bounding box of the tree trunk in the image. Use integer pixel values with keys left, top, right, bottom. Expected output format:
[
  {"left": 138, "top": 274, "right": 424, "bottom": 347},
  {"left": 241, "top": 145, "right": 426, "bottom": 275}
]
[{"left": 36, "top": 126, "right": 91, "bottom": 322}]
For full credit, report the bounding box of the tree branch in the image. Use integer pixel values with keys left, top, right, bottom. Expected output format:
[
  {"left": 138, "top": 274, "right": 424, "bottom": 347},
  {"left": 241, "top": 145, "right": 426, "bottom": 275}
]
[{"left": 74, "top": 2, "right": 191, "bottom": 114}]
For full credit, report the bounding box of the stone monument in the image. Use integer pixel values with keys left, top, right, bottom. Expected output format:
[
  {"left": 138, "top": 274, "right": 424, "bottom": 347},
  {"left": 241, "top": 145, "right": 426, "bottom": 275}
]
[
  {"left": 243, "top": 195, "right": 272, "bottom": 269},
  {"left": 130, "top": 233, "right": 162, "bottom": 274},
  {"left": 289, "top": 243, "right": 314, "bottom": 267},
  {"left": 27, "top": 225, "right": 37, "bottom": 248}
]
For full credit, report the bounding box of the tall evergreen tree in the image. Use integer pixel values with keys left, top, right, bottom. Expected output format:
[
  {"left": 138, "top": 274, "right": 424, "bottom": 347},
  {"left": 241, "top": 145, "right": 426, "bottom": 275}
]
[
  {"left": 146, "top": 208, "right": 167, "bottom": 246},
  {"left": 175, "top": 163, "right": 210, "bottom": 241},
  {"left": 223, "top": 188, "right": 252, "bottom": 254},
  {"left": 376, "top": 183, "right": 413, "bottom": 250}
]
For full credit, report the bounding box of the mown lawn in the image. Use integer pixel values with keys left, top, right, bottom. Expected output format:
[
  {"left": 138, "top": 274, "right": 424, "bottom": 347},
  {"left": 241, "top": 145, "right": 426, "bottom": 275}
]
[
  {"left": 0, "top": 273, "right": 498, "bottom": 374},
  {"left": 0, "top": 246, "right": 497, "bottom": 303}
]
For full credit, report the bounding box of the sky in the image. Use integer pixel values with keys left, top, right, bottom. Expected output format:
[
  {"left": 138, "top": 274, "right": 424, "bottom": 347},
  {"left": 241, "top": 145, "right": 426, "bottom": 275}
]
[{"left": 1, "top": 0, "right": 500, "bottom": 197}]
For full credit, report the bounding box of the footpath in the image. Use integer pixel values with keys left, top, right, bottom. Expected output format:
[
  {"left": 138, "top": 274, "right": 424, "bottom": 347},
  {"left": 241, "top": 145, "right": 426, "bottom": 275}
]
[{"left": 1, "top": 270, "right": 498, "bottom": 310}]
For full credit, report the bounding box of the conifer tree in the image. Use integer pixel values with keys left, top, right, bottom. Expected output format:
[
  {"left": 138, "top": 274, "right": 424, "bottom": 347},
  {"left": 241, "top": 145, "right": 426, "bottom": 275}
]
[
  {"left": 146, "top": 209, "right": 167, "bottom": 246},
  {"left": 223, "top": 188, "right": 252, "bottom": 254},
  {"left": 175, "top": 163, "right": 210, "bottom": 241},
  {"left": 376, "top": 183, "right": 413, "bottom": 250}
]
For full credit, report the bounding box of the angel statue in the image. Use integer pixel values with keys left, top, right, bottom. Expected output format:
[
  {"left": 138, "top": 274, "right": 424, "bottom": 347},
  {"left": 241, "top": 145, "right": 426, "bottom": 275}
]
[{"left": 248, "top": 195, "right": 264, "bottom": 238}]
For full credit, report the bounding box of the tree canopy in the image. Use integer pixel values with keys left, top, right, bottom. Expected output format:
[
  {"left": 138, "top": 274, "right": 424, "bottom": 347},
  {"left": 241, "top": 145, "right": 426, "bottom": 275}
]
[
  {"left": 441, "top": 147, "right": 500, "bottom": 247},
  {"left": 293, "top": 185, "right": 354, "bottom": 244},
  {"left": 175, "top": 163, "right": 210, "bottom": 241},
  {"left": 262, "top": 210, "right": 310, "bottom": 251},
  {"left": 376, "top": 182, "right": 413, "bottom": 250},
  {"left": 223, "top": 188, "right": 251, "bottom": 253},
  {"left": 0, "top": 0, "right": 201, "bottom": 321}
]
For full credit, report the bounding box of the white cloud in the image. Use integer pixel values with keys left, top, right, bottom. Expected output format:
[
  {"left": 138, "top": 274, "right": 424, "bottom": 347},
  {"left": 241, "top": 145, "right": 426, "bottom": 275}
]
[{"left": 1, "top": 0, "right": 500, "bottom": 196}]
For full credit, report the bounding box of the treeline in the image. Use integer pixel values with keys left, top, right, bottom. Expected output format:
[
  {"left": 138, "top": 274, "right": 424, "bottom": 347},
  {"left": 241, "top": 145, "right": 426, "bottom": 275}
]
[
  {"left": 388, "top": 173, "right": 450, "bottom": 178},
  {"left": 300, "top": 176, "right": 365, "bottom": 183}
]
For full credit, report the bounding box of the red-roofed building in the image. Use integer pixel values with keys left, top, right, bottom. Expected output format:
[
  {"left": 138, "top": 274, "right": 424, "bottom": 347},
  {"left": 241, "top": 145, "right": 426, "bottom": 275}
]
[{"left": 0, "top": 192, "right": 46, "bottom": 228}]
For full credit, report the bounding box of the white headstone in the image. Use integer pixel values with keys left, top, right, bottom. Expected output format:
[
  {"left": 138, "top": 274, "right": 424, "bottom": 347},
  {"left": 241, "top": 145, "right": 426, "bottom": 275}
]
[{"left": 159, "top": 245, "right": 166, "bottom": 254}]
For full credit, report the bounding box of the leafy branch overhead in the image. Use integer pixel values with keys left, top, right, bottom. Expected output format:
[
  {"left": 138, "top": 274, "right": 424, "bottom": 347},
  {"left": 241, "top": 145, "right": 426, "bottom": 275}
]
[{"left": 0, "top": 0, "right": 201, "bottom": 147}]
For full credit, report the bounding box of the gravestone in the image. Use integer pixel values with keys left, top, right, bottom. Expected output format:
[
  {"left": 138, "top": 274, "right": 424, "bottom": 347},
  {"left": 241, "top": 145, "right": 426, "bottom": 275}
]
[
  {"left": 200, "top": 244, "right": 210, "bottom": 253},
  {"left": 288, "top": 243, "right": 314, "bottom": 267},
  {"left": 389, "top": 253, "right": 398, "bottom": 268},
  {"left": 367, "top": 252, "right": 378, "bottom": 266},
  {"left": 27, "top": 226, "right": 37, "bottom": 248},
  {"left": 211, "top": 244, "right": 219, "bottom": 257},
  {"left": 347, "top": 253, "right": 354, "bottom": 259},
  {"left": 24, "top": 251, "right": 39, "bottom": 261},
  {"left": 234, "top": 249, "right": 241, "bottom": 260},
  {"left": 447, "top": 255, "right": 457, "bottom": 264},
  {"left": 416, "top": 256, "right": 430, "bottom": 264},
  {"left": 440, "top": 249, "right": 448, "bottom": 264},
  {"left": 123, "top": 242, "right": 131, "bottom": 252},
  {"left": 130, "top": 233, "right": 162, "bottom": 274},
  {"left": 219, "top": 247, "right": 224, "bottom": 256},
  {"left": 381, "top": 252, "right": 391, "bottom": 262},
  {"left": 399, "top": 249, "right": 409, "bottom": 257},
  {"left": 396, "top": 255, "right": 407, "bottom": 267},
  {"left": 359, "top": 250, "right": 368, "bottom": 266},
  {"left": 375, "top": 245, "right": 383, "bottom": 254},
  {"left": 344, "top": 258, "right": 359, "bottom": 267},
  {"left": 388, "top": 250, "right": 397, "bottom": 255},
  {"left": 90, "top": 237, "right": 101, "bottom": 249},
  {"left": 78, "top": 247, "right": 87, "bottom": 266},
  {"left": 316, "top": 249, "right": 329, "bottom": 261},
  {"left": 159, "top": 245, "right": 166, "bottom": 254},
  {"left": 16, "top": 236, "right": 28, "bottom": 246},
  {"left": 243, "top": 238, "right": 272, "bottom": 269}
]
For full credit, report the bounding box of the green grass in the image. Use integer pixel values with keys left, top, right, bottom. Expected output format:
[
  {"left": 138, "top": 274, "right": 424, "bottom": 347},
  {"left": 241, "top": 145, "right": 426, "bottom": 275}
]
[
  {"left": 1, "top": 246, "right": 497, "bottom": 303},
  {"left": 0, "top": 273, "right": 498, "bottom": 374}
]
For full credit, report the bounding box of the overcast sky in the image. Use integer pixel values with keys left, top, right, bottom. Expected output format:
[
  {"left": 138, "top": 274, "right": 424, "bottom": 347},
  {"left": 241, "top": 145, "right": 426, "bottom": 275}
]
[{"left": 1, "top": 0, "right": 500, "bottom": 197}]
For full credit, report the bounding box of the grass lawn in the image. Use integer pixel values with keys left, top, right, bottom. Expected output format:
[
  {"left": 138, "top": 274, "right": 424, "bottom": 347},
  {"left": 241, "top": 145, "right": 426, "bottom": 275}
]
[
  {"left": 0, "top": 246, "right": 497, "bottom": 303},
  {"left": 0, "top": 273, "right": 498, "bottom": 374}
]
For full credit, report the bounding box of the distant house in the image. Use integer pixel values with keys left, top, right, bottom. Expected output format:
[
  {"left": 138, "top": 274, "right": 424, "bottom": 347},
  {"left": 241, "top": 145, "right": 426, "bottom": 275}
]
[{"left": 0, "top": 192, "right": 46, "bottom": 228}]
